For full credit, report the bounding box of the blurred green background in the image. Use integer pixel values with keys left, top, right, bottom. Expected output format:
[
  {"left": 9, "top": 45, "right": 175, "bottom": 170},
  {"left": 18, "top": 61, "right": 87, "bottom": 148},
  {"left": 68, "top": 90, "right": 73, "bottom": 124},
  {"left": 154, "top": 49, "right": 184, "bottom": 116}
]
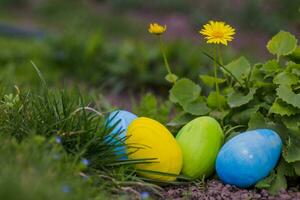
[{"left": 0, "top": 0, "right": 299, "bottom": 94}]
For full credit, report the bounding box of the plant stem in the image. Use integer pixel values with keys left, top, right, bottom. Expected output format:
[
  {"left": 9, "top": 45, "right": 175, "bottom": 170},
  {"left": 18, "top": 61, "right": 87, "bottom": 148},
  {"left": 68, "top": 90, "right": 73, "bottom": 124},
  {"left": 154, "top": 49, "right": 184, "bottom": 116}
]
[
  {"left": 217, "top": 46, "right": 223, "bottom": 65},
  {"left": 214, "top": 46, "right": 221, "bottom": 110},
  {"left": 159, "top": 36, "right": 172, "bottom": 75},
  {"left": 202, "top": 51, "right": 244, "bottom": 88},
  {"left": 246, "top": 64, "right": 254, "bottom": 88},
  {"left": 217, "top": 45, "right": 230, "bottom": 86}
]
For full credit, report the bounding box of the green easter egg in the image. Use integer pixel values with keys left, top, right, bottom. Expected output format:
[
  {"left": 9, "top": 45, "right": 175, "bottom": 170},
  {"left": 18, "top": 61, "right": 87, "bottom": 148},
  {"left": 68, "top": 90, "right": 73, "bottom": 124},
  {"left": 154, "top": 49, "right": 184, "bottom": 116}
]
[{"left": 176, "top": 116, "right": 224, "bottom": 179}]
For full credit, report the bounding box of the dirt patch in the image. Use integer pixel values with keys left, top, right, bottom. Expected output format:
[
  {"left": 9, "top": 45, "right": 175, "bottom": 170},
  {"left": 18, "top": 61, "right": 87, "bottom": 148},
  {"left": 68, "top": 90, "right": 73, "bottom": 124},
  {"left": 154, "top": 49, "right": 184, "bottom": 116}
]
[{"left": 163, "top": 180, "right": 300, "bottom": 200}]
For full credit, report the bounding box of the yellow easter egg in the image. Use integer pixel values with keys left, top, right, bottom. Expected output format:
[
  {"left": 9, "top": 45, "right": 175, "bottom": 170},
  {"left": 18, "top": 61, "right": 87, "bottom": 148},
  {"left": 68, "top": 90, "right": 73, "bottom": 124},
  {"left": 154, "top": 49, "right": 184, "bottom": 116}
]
[{"left": 126, "top": 117, "right": 182, "bottom": 181}]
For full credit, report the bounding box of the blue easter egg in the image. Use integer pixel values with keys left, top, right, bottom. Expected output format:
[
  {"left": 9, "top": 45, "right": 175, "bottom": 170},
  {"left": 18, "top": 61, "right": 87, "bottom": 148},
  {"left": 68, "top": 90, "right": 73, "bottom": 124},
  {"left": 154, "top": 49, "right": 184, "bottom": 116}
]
[
  {"left": 106, "top": 110, "right": 138, "bottom": 158},
  {"left": 216, "top": 129, "right": 282, "bottom": 188}
]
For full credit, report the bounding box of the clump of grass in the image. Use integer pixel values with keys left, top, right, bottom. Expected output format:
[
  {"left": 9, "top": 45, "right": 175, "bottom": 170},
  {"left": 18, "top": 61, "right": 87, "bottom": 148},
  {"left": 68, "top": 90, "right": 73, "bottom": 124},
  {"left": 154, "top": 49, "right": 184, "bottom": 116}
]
[{"left": 0, "top": 65, "right": 162, "bottom": 199}]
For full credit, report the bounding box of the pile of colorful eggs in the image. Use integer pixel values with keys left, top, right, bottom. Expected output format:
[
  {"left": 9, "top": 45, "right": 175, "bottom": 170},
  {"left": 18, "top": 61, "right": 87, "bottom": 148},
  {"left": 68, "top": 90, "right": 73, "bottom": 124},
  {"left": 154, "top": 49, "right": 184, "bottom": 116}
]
[{"left": 106, "top": 110, "right": 282, "bottom": 187}]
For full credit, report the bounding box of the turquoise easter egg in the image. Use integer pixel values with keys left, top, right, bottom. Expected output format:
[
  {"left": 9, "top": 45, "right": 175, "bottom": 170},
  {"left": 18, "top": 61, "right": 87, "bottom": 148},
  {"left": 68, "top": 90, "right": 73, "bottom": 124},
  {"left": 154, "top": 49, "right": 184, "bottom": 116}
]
[
  {"left": 176, "top": 116, "right": 224, "bottom": 179},
  {"left": 106, "top": 110, "right": 137, "bottom": 158},
  {"left": 216, "top": 129, "right": 282, "bottom": 188}
]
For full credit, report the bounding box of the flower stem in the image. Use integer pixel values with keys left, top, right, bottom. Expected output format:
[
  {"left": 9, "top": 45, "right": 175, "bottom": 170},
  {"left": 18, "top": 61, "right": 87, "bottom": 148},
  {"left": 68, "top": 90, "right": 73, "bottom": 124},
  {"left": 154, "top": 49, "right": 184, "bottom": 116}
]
[
  {"left": 214, "top": 46, "right": 221, "bottom": 110},
  {"left": 202, "top": 51, "right": 244, "bottom": 88},
  {"left": 159, "top": 36, "right": 172, "bottom": 75},
  {"left": 217, "top": 45, "right": 223, "bottom": 65}
]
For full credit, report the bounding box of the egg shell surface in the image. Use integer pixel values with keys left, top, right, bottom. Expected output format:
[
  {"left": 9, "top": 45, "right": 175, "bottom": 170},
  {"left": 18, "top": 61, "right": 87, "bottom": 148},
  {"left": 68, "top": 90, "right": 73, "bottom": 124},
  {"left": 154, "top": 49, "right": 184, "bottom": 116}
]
[
  {"left": 126, "top": 117, "right": 183, "bottom": 181},
  {"left": 106, "top": 110, "right": 138, "bottom": 158},
  {"left": 176, "top": 116, "right": 224, "bottom": 179},
  {"left": 216, "top": 129, "right": 282, "bottom": 188}
]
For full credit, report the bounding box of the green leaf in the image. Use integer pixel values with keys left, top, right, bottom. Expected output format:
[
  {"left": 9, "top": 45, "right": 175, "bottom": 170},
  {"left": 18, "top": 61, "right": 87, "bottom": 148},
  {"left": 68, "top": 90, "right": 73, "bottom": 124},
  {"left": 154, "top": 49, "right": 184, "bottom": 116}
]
[
  {"left": 248, "top": 111, "right": 277, "bottom": 130},
  {"left": 273, "top": 71, "right": 298, "bottom": 86},
  {"left": 132, "top": 93, "right": 172, "bottom": 124},
  {"left": 292, "top": 68, "right": 300, "bottom": 77},
  {"left": 248, "top": 112, "right": 266, "bottom": 130},
  {"left": 165, "top": 73, "right": 178, "bottom": 83},
  {"left": 250, "top": 63, "right": 264, "bottom": 82},
  {"left": 209, "top": 110, "right": 230, "bottom": 121},
  {"left": 256, "top": 159, "right": 292, "bottom": 194},
  {"left": 231, "top": 106, "right": 260, "bottom": 124},
  {"left": 269, "top": 98, "right": 299, "bottom": 116},
  {"left": 255, "top": 172, "right": 276, "bottom": 189},
  {"left": 207, "top": 91, "right": 227, "bottom": 109},
  {"left": 268, "top": 173, "right": 287, "bottom": 195},
  {"left": 282, "top": 115, "right": 300, "bottom": 131},
  {"left": 182, "top": 98, "right": 211, "bottom": 116},
  {"left": 267, "top": 31, "right": 298, "bottom": 57},
  {"left": 224, "top": 57, "right": 251, "bottom": 82},
  {"left": 268, "top": 160, "right": 290, "bottom": 194},
  {"left": 277, "top": 85, "right": 300, "bottom": 109},
  {"left": 248, "top": 112, "right": 287, "bottom": 138},
  {"left": 227, "top": 88, "right": 256, "bottom": 108},
  {"left": 167, "top": 112, "right": 194, "bottom": 127},
  {"left": 277, "top": 159, "right": 296, "bottom": 177},
  {"left": 293, "top": 161, "right": 300, "bottom": 176},
  {"left": 199, "top": 75, "right": 226, "bottom": 88},
  {"left": 283, "top": 137, "right": 300, "bottom": 162},
  {"left": 282, "top": 115, "right": 300, "bottom": 140},
  {"left": 169, "top": 78, "right": 201, "bottom": 106},
  {"left": 286, "top": 61, "right": 300, "bottom": 70},
  {"left": 261, "top": 60, "right": 280, "bottom": 73},
  {"left": 286, "top": 62, "right": 300, "bottom": 77},
  {"left": 286, "top": 46, "right": 300, "bottom": 63}
]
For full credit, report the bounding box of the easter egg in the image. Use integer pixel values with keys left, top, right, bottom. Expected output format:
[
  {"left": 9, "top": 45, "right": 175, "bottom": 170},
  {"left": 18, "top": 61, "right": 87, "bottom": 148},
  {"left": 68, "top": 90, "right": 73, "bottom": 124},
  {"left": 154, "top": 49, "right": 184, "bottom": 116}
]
[
  {"left": 216, "top": 129, "right": 282, "bottom": 188},
  {"left": 176, "top": 116, "right": 224, "bottom": 179},
  {"left": 106, "top": 110, "right": 138, "bottom": 158},
  {"left": 126, "top": 117, "right": 182, "bottom": 181}
]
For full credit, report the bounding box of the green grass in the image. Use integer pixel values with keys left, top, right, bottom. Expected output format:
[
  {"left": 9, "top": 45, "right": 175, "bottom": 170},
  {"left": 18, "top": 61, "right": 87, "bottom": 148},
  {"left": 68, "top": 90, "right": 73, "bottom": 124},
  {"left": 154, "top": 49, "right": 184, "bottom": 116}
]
[
  {"left": 0, "top": 71, "right": 167, "bottom": 199},
  {"left": 0, "top": 135, "right": 109, "bottom": 200}
]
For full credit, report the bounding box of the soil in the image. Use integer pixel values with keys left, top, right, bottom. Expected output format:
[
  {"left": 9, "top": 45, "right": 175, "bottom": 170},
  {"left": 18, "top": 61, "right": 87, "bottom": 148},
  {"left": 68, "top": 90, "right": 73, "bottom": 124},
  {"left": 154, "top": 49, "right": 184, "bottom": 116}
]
[{"left": 162, "top": 180, "right": 300, "bottom": 200}]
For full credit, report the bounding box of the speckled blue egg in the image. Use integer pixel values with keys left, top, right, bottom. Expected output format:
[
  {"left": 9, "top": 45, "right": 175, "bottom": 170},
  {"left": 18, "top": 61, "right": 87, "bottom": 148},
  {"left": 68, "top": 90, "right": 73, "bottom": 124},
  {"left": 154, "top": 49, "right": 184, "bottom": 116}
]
[
  {"left": 106, "top": 110, "right": 138, "bottom": 158},
  {"left": 216, "top": 129, "right": 282, "bottom": 188}
]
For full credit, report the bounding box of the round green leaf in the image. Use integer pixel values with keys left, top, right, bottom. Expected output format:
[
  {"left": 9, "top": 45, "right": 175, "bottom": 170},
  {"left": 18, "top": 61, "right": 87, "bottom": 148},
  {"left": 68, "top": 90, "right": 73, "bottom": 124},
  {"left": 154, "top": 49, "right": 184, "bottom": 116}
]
[
  {"left": 273, "top": 71, "right": 298, "bottom": 86},
  {"left": 207, "top": 91, "right": 227, "bottom": 109},
  {"left": 276, "top": 85, "right": 300, "bottom": 109},
  {"left": 182, "top": 98, "right": 211, "bottom": 116},
  {"left": 269, "top": 99, "right": 299, "bottom": 116},
  {"left": 199, "top": 75, "right": 226, "bottom": 88},
  {"left": 224, "top": 57, "right": 251, "bottom": 82},
  {"left": 227, "top": 88, "right": 256, "bottom": 108},
  {"left": 169, "top": 78, "right": 201, "bottom": 106},
  {"left": 267, "top": 31, "right": 298, "bottom": 57},
  {"left": 165, "top": 73, "right": 178, "bottom": 83},
  {"left": 262, "top": 60, "right": 280, "bottom": 73}
]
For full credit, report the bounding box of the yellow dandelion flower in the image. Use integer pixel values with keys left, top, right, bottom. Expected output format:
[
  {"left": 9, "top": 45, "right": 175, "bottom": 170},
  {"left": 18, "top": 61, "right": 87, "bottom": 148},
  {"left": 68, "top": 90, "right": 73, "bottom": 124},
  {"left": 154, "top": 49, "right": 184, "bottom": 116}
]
[
  {"left": 148, "top": 23, "right": 167, "bottom": 35},
  {"left": 199, "top": 21, "right": 235, "bottom": 46}
]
